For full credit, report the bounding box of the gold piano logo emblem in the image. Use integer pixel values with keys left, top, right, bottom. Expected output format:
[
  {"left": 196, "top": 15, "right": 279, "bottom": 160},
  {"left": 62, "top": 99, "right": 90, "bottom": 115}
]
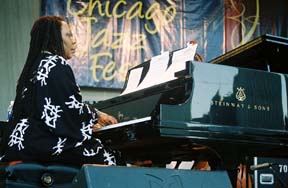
[{"left": 236, "top": 87, "right": 246, "bottom": 102}]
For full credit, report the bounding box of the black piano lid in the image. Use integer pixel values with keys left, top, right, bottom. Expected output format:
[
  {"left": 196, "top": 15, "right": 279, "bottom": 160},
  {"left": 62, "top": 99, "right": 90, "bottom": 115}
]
[{"left": 208, "top": 34, "right": 288, "bottom": 73}]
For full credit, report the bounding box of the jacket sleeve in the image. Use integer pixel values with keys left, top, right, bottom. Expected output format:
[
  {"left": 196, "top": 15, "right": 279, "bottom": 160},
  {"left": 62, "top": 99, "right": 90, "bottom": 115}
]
[{"left": 35, "top": 55, "right": 98, "bottom": 143}]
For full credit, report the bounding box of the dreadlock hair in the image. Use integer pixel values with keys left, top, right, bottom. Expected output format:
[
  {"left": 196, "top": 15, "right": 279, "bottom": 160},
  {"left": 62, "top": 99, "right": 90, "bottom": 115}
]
[
  {"left": 0, "top": 16, "right": 68, "bottom": 154},
  {"left": 12, "top": 15, "right": 66, "bottom": 120}
]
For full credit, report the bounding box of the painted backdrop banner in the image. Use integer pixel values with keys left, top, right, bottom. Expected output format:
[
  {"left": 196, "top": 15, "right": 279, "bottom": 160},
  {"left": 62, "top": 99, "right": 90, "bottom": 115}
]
[{"left": 42, "top": 0, "right": 288, "bottom": 89}]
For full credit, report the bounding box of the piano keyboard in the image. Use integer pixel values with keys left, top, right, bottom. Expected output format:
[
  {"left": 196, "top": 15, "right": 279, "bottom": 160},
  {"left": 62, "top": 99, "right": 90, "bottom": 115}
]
[{"left": 95, "top": 116, "right": 152, "bottom": 132}]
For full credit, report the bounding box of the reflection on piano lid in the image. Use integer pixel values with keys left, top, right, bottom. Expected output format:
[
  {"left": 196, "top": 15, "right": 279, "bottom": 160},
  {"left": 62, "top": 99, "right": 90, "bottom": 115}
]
[
  {"left": 209, "top": 34, "right": 288, "bottom": 73},
  {"left": 93, "top": 60, "right": 288, "bottom": 169}
]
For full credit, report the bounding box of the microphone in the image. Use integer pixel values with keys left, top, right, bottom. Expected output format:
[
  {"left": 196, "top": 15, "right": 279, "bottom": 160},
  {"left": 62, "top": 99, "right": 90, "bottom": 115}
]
[{"left": 250, "top": 162, "right": 273, "bottom": 171}]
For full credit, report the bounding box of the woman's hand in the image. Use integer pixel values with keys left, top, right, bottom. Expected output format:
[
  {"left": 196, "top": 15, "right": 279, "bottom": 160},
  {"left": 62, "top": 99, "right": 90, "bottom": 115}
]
[{"left": 93, "top": 111, "right": 118, "bottom": 132}]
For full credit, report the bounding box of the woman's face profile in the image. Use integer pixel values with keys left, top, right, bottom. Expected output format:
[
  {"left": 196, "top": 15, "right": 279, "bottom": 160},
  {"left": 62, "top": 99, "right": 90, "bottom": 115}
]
[{"left": 61, "top": 21, "right": 76, "bottom": 59}]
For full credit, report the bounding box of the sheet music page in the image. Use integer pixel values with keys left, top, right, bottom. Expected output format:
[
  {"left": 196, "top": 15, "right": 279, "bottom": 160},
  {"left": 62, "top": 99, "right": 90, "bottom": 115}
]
[
  {"left": 120, "top": 67, "right": 143, "bottom": 95},
  {"left": 136, "top": 51, "right": 169, "bottom": 90},
  {"left": 161, "top": 43, "right": 198, "bottom": 82},
  {"left": 120, "top": 42, "right": 197, "bottom": 95}
]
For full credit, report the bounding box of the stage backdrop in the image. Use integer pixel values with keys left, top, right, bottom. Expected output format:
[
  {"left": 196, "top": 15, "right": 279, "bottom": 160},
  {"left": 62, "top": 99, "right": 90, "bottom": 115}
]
[{"left": 42, "top": 0, "right": 288, "bottom": 89}]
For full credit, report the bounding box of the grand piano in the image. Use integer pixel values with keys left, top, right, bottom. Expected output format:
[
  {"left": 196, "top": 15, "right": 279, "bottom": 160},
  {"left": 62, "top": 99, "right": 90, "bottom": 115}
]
[{"left": 92, "top": 34, "right": 288, "bottom": 171}]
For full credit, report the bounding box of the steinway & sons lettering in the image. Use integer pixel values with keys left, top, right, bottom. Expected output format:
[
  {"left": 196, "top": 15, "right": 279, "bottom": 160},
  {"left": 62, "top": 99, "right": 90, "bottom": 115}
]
[{"left": 210, "top": 100, "right": 271, "bottom": 112}]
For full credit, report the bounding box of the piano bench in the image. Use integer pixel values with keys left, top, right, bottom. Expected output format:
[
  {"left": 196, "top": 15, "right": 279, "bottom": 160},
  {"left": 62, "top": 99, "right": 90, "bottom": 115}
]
[{"left": 3, "top": 163, "right": 80, "bottom": 188}]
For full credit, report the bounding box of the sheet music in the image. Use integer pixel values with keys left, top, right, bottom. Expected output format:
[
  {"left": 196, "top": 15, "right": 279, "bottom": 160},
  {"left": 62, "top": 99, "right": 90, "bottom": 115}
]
[
  {"left": 120, "top": 67, "right": 143, "bottom": 95},
  {"left": 120, "top": 42, "right": 197, "bottom": 95},
  {"left": 161, "top": 43, "right": 198, "bottom": 82},
  {"left": 136, "top": 51, "right": 170, "bottom": 90}
]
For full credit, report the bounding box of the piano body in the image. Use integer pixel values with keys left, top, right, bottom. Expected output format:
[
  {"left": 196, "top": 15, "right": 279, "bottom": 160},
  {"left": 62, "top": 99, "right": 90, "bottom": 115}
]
[{"left": 93, "top": 34, "right": 288, "bottom": 170}]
